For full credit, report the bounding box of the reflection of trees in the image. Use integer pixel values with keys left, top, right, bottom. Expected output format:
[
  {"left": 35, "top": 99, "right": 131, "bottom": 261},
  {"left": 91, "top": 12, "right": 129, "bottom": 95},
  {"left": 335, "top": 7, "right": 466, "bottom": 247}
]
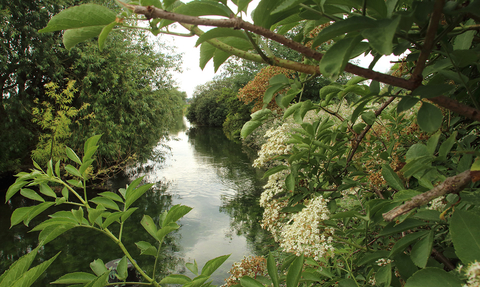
[
  {"left": 187, "top": 126, "right": 276, "bottom": 255},
  {"left": 0, "top": 178, "right": 182, "bottom": 286}
]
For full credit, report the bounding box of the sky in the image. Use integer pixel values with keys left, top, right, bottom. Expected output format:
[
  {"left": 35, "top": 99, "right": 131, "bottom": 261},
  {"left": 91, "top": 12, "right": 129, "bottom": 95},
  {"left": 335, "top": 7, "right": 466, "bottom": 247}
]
[{"left": 159, "top": 1, "right": 398, "bottom": 98}]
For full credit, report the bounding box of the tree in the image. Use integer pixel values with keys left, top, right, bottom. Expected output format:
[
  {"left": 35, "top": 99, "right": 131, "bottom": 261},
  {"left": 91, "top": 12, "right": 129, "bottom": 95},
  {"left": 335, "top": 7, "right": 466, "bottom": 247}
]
[{"left": 7, "top": 1, "right": 480, "bottom": 287}]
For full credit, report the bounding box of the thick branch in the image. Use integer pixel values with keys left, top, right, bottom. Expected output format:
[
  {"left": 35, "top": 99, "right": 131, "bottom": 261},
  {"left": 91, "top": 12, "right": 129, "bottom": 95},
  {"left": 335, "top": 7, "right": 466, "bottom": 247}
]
[
  {"left": 125, "top": 3, "right": 480, "bottom": 122},
  {"left": 382, "top": 170, "right": 472, "bottom": 222},
  {"left": 411, "top": 0, "right": 445, "bottom": 83}
]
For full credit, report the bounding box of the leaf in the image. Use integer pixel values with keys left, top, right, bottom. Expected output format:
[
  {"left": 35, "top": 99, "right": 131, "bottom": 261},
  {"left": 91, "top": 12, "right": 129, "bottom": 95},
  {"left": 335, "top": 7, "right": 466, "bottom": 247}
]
[
  {"left": 312, "top": 16, "right": 376, "bottom": 47},
  {"left": 453, "top": 19, "right": 476, "bottom": 50},
  {"left": 0, "top": 246, "right": 39, "bottom": 286},
  {"left": 412, "top": 84, "right": 455, "bottom": 98},
  {"left": 162, "top": 204, "right": 193, "bottom": 226},
  {"left": 135, "top": 241, "right": 158, "bottom": 256},
  {"left": 63, "top": 26, "right": 104, "bottom": 50},
  {"left": 426, "top": 131, "right": 441, "bottom": 155},
  {"left": 6, "top": 180, "right": 28, "bottom": 202},
  {"left": 361, "top": 111, "right": 376, "bottom": 125},
  {"left": 406, "top": 143, "right": 429, "bottom": 162},
  {"left": 90, "top": 259, "right": 107, "bottom": 277},
  {"left": 375, "top": 264, "right": 392, "bottom": 287},
  {"left": 450, "top": 210, "right": 480, "bottom": 264},
  {"left": 174, "top": 0, "right": 232, "bottom": 17},
  {"left": 397, "top": 97, "right": 420, "bottom": 114},
  {"left": 39, "top": 4, "right": 116, "bottom": 33},
  {"left": 362, "top": 16, "right": 401, "bottom": 55},
  {"left": 284, "top": 102, "right": 302, "bottom": 119},
  {"left": 264, "top": 83, "right": 287, "bottom": 104},
  {"left": 240, "top": 276, "right": 264, "bottom": 287},
  {"left": 357, "top": 251, "right": 390, "bottom": 266},
  {"left": 160, "top": 274, "right": 193, "bottom": 285},
  {"left": 39, "top": 183, "right": 57, "bottom": 198},
  {"left": 98, "top": 21, "right": 115, "bottom": 51},
  {"left": 38, "top": 223, "right": 77, "bottom": 245},
  {"left": 124, "top": 183, "right": 154, "bottom": 210},
  {"left": 65, "top": 164, "right": 83, "bottom": 178},
  {"left": 338, "top": 278, "right": 357, "bottom": 287},
  {"left": 417, "top": 103, "right": 443, "bottom": 133},
  {"left": 437, "top": 132, "right": 457, "bottom": 161},
  {"left": 404, "top": 268, "right": 463, "bottom": 287},
  {"left": 90, "top": 197, "right": 120, "bottom": 211},
  {"left": 102, "top": 211, "right": 123, "bottom": 229},
  {"left": 267, "top": 253, "right": 279, "bottom": 287},
  {"left": 285, "top": 173, "right": 295, "bottom": 192},
  {"left": 141, "top": 215, "right": 159, "bottom": 241},
  {"left": 200, "top": 42, "right": 215, "bottom": 70},
  {"left": 186, "top": 260, "right": 199, "bottom": 276},
  {"left": 20, "top": 189, "right": 45, "bottom": 202},
  {"left": 115, "top": 256, "right": 128, "bottom": 281},
  {"left": 263, "top": 165, "right": 289, "bottom": 179},
  {"left": 382, "top": 164, "right": 405, "bottom": 190},
  {"left": 87, "top": 206, "right": 105, "bottom": 226},
  {"left": 201, "top": 254, "right": 230, "bottom": 276},
  {"left": 286, "top": 254, "right": 304, "bottom": 287},
  {"left": 389, "top": 231, "right": 428, "bottom": 257},
  {"left": 380, "top": 219, "right": 425, "bottom": 236},
  {"left": 411, "top": 230, "right": 434, "bottom": 268},
  {"left": 320, "top": 34, "right": 363, "bottom": 79},
  {"left": 195, "top": 28, "right": 247, "bottom": 47},
  {"left": 121, "top": 207, "right": 138, "bottom": 222},
  {"left": 393, "top": 189, "right": 422, "bottom": 202},
  {"left": 51, "top": 272, "right": 97, "bottom": 284},
  {"left": 10, "top": 252, "right": 60, "bottom": 287},
  {"left": 98, "top": 192, "right": 123, "bottom": 202},
  {"left": 241, "top": 120, "right": 263, "bottom": 138},
  {"left": 66, "top": 147, "right": 82, "bottom": 165},
  {"left": 156, "top": 222, "right": 180, "bottom": 242}
]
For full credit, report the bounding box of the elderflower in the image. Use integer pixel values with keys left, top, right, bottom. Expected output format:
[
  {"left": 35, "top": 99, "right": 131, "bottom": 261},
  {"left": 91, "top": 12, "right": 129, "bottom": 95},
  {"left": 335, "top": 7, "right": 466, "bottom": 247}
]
[
  {"left": 427, "top": 196, "right": 446, "bottom": 212},
  {"left": 280, "top": 195, "right": 335, "bottom": 260},
  {"left": 463, "top": 261, "right": 480, "bottom": 287},
  {"left": 222, "top": 256, "right": 267, "bottom": 287},
  {"left": 253, "top": 123, "right": 294, "bottom": 168},
  {"left": 260, "top": 169, "right": 289, "bottom": 207},
  {"left": 261, "top": 199, "right": 289, "bottom": 241},
  {"left": 376, "top": 258, "right": 393, "bottom": 266}
]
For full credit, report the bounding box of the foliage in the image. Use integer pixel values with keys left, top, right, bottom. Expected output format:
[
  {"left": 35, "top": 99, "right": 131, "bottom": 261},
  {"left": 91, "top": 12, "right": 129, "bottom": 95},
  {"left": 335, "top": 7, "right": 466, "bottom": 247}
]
[
  {"left": 2, "top": 135, "right": 229, "bottom": 286},
  {"left": 5, "top": 0, "right": 480, "bottom": 287}
]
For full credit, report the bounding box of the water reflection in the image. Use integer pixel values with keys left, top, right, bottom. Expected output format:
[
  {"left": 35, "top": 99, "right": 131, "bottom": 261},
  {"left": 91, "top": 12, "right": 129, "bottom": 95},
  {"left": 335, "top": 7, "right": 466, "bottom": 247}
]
[{"left": 0, "top": 119, "right": 271, "bottom": 286}]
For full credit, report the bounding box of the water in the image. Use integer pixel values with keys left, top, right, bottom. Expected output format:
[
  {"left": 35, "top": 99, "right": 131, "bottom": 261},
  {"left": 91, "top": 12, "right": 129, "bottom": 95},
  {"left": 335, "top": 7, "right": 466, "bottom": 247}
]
[{"left": 0, "top": 121, "right": 272, "bottom": 285}]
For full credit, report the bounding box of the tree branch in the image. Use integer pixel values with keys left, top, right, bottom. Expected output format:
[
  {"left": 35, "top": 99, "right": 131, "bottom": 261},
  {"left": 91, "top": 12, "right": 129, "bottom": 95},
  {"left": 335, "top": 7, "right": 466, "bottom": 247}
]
[
  {"left": 124, "top": 3, "right": 480, "bottom": 122},
  {"left": 382, "top": 170, "right": 472, "bottom": 222}
]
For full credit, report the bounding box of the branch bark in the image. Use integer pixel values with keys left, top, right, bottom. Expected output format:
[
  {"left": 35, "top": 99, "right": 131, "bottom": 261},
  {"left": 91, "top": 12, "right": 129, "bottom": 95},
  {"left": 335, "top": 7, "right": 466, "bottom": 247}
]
[
  {"left": 382, "top": 170, "right": 472, "bottom": 222},
  {"left": 124, "top": 3, "right": 480, "bottom": 122}
]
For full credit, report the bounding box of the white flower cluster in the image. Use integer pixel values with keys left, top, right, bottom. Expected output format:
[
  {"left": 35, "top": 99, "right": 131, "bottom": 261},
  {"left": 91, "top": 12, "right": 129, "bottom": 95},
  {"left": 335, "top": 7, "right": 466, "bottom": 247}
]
[
  {"left": 261, "top": 199, "right": 289, "bottom": 241},
  {"left": 463, "top": 261, "right": 480, "bottom": 287},
  {"left": 253, "top": 123, "right": 294, "bottom": 168},
  {"left": 260, "top": 169, "right": 290, "bottom": 206},
  {"left": 427, "top": 196, "right": 446, "bottom": 212},
  {"left": 280, "top": 196, "right": 335, "bottom": 260},
  {"left": 376, "top": 258, "right": 393, "bottom": 266}
]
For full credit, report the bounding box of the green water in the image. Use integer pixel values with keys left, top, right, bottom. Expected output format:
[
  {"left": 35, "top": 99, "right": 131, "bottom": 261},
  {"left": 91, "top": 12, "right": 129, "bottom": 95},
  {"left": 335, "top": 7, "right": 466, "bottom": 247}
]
[{"left": 0, "top": 122, "right": 272, "bottom": 286}]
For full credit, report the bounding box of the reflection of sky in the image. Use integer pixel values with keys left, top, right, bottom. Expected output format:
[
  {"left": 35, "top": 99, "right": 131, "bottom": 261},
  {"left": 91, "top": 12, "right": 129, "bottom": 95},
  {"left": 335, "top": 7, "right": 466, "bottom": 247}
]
[{"left": 142, "top": 124, "right": 254, "bottom": 284}]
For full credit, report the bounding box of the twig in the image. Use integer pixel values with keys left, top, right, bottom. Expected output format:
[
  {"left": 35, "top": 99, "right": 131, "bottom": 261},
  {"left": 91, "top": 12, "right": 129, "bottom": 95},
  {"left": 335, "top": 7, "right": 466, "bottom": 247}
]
[
  {"left": 382, "top": 170, "right": 472, "bottom": 222},
  {"left": 411, "top": 0, "right": 445, "bottom": 84}
]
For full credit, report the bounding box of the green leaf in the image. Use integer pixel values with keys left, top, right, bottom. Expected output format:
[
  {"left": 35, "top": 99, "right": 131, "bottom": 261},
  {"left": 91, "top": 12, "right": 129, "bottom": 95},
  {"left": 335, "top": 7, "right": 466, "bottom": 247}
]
[
  {"left": 20, "top": 189, "right": 45, "bottom": 202},
  {"left": 195, "top": 28, "right": 247, "bottom": 47},
  {"left": 174, "top": 0, "right": 232, "bottom": 17},
  {"left": 6, "top": 180, "right": 28, "bottom": 202},
  {"left": 450, "top": 210, "right": 480, "bottom": 264},
  {"left": 417, "top": 103, "right": 443, "bottom": 133},
  {"left": 404, "top": 268, "right": 463, "bottom": 287},
  {"left": 357, "top": 251, "right": 390, "bottom": 266},
  {"left": 201, "top": 254, "right": 230, "bottom": 276},
  {"left": 284, "top": 102, "right": 302, "bottom": 119},
  {"left": 186, "top": 260, "right": 199, "bottom": 276},
  {"left": 135, "top": 241, "right": 158, "bottom": 256},
  {"left": 39, "top": 183, "right": 57, "bottom": 198},
  {"left": 411, "top": 230, "right": 434, "bottom": 268},
  {"left": 156, "top": 222, "right": 179, "bottom": 242},
  {"left": 102, "top": 212, "right": 123, "bottom": 229},
  {"left": 162, "top": 204, "right": 193, "bottom": 226},
  {"left": 263, "top": 165, "right": 289, "bottom": 179},
  {"left": 412, "top": 84, "right": 455, "bottom": 99},
  {"left": 90, "top": 197, "right": 120, "bottom": 211},
  {"left": 66, "top": 147, "right": 82, "bottom": 165},
  {"left": 39, "top": 4, "right": 116, "bottom": 33},
  {"left": 426, "top": 132, "right": 441, "bottom": 155},
  {"left": 51, "top": 272, "right": 97, "bottom": 284},
  {"left": 141, "top": 215, "right": 159, "bottom": 241},
  {"left": 453, "top": 19, "right": 476, "bottom": 50},
  {"left": 240, "top": 276, "right": 264, "bottom": 287},
  {"left": 71, "top": 207, "right": 84, "bottom": 224},
  {"left": 63, "top": 26, "right": 104, "bottom": 50},
  {"left": 200, "top": 42, "right": 215, "bottom": 70},
  {"left": 0, "top": 246, "right": 39, "bottom": 286},
  {"left": 397, "top": 97, "right": 419, "bottom": 114},
  {"left": 38, "top": 224, "right": 77, "bottom": 245},
  {"left": 241, "top": 120, "right": 263, "bottom": 138},
  {"left": 313, "top": 16, "right": 376, "bottom": 47},
  {"left": 380, "top": 219, "right": 425, "bottom": 236},
  {"left": 264, "top": 83, "right": 287, "bottom": 104},
  {"left": 285, "top": 173, "right": 295, "bottom": 192},
  {"left": 286, "top": 254, "right": 304, "bottom": 287},
  {"left": 406, "top": 144, "right": 429, "bottom": 162},
  {"left": 389, "top": 231, "right": 428, "bottom": 257},
  {"left": 160, "top": 274, "right": 193, "bottom": 285},
  {"left": 375, "top": 264, "right": 392, "bottom": 287},
  {"left": 361, "top": 111, "right": 376, "bottom": 125},
  {"left": 320, "top": 34, "right": 363, "bottom": 79},
  {"left": 87, "top": 206, "right": 106, "bottom": 226},
  {"left": 65, "top": 164, "right": 83, "bottom": 178},
  {"left": 98, "top": 192, "right": 123, "bottom": 202},
  {"left": 124, "top": 183, "right": 154, "bottom": 210},
  {"left": 121, "top": 207, "right": 138, "bottom": 222},
  {"left": 10, "top": 252, "right": 60, "bottom": 287},
  {"left": 393, "top": 189, "right": 422, "bottom": 202},
  {"left": 362, "top": 16, "right": 401, "bottom": 55},
  {"left": 116, "top": 256, "right": 128, "bottom": 281},
  {"left": 338, "top": 278, "right": 357, "bottom": 287},
  {"left": 437, "top": 132, "right": 457, "bottom": 161},
  {"left": 98, "top": 21, "right": 115, "bottom": 51},
  {"left": 381, "top": 164, "right": 405, "bottom": 190},
  {"left": 90, "top": 259, "right": 108, "bottom": 277},
  {"left": 267, "top": 253, "right": 279, "bottom": 287}
]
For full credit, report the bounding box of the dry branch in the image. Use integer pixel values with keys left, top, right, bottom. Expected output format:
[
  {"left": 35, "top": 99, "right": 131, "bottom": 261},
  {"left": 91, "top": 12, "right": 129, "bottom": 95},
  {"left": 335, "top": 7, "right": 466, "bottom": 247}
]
[{"left": 382, "top": 170, "right": 472, "bottom": 222}]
